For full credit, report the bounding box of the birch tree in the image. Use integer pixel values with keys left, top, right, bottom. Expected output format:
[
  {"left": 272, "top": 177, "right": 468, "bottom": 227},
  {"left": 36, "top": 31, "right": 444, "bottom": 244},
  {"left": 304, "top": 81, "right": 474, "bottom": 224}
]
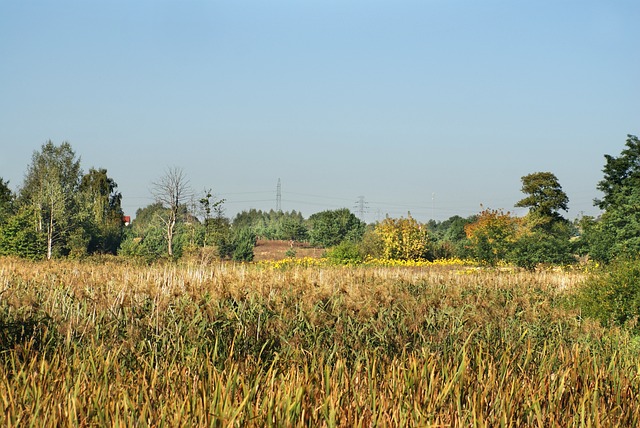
[{"left": 19, "top": 141, "right": 82, "bottom": 259}]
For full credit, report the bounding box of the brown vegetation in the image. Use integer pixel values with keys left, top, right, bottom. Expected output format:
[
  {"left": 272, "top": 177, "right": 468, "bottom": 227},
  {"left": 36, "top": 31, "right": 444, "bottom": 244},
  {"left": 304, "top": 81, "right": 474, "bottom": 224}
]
[
  {"left": 1, "top": 257, "right": 639, "bottom": 426},
  {"left": 253, "top": 239, "right": 324, "bottom": 261}
]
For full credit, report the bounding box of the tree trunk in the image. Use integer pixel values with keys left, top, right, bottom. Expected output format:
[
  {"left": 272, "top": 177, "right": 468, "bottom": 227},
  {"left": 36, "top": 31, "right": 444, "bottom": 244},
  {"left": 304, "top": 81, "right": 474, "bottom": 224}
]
[
  {"left": 167, "top": 219, "right": 175, "bottom": 257},
  {"left": 47, "top": 205, "right": 54, "bottom": 260}
]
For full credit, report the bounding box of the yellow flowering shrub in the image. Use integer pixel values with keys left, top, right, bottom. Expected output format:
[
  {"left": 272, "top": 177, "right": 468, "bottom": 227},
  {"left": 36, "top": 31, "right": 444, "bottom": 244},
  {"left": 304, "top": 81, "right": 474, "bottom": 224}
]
[
  {"left": 258, "top": 257, "right": 327, "bottom": 270},
  {"left": 257, "top": 256, "right": 476, "bottom": 270},
  {"left": 363, "top": 257, "right": 476, "bottom": 268}
]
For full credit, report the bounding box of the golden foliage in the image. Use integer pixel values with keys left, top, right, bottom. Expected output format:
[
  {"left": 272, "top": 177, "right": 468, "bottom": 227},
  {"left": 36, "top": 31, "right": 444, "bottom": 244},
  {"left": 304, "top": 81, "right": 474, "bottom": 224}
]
[
  {"left": 464, "top": 208, "right": 522, "bottom": 263},
  {"left": 374, "top": 214, "right": 430, "bottom": 260},
  {"left": 464, "top": 208, "right": 521, "bottom": 241}
]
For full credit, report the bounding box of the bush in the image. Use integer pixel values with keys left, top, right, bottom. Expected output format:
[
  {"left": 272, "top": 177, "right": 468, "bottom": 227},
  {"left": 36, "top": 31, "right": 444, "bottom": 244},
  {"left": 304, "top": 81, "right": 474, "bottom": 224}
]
[
  {"left": 324, "top": 241, "right": 363, "bottom": 265},
  {"left": 0, "top": 208, "right": 46, "bottom": 260},
  {"left": 375, "top": 215, "right": 430, "bottom": 261},
  {"left": 307, "top": 209, "right": 365, "bottom": 248},
  {"left": 464, "top": 208, "right": 519, "bottom": 266},
  {"left": 232, "top": 227, "right": 256, "bottom": 262},
  {"left": 508, "top": 233, "right": 575, "bottom": 270},
  {"left": 577, "top": 258, "right": 640, "bottom": 331},
  {"left": 358, "top": 228, "right": 383, "bottom": 259}
]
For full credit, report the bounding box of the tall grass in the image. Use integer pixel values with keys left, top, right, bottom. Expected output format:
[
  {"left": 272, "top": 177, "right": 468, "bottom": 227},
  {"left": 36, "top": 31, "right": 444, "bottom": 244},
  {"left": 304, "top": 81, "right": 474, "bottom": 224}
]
[{"left": 1, "top": 257, "right": 639, "bottom": 426}]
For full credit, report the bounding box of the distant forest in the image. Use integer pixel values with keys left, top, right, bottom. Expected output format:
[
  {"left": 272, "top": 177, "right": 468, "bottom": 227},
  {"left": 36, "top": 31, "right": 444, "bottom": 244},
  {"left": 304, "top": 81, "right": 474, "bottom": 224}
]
[{"left": 1, "top": 135, "right": 639, "bottom": 267}]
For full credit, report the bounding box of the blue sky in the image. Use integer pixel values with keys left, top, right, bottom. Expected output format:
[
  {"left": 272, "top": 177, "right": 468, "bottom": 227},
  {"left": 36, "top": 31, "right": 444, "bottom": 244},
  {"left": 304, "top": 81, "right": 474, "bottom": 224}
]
[{"left": 1, "top": 1, "right": 638, "bottom": 223}]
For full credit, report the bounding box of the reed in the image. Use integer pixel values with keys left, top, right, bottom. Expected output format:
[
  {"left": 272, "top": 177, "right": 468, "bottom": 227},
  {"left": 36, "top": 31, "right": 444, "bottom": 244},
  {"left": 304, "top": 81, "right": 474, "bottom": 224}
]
[{"left": 1, "top": 257, "right": 638, "bottom": 426}]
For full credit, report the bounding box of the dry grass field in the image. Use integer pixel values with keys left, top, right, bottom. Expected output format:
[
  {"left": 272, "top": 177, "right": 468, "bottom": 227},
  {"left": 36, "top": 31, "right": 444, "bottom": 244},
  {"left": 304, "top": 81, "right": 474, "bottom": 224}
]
[
  {"left": 1, "top": 256, "right": 639, "bottom": 426},
  {"left": 253, "top": 240, "right": 325, "bottom": 261}
]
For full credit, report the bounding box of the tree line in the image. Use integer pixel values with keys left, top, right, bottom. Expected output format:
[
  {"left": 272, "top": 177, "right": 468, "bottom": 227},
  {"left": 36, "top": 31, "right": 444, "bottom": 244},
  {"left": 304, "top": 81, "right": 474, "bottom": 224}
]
[{"left": 1, "top": 136, "right": 639, "bottom": 266}]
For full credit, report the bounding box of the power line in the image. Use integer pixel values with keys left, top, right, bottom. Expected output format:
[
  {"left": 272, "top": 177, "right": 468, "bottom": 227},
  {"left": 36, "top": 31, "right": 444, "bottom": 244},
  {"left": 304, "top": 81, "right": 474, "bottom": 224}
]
[
  {"left": 285, "top": 191, "right": 355, "bottom": 202},
  {"left": 225, "top": 199, "right": 275, "bottom": 204},
  {"left": 220, "top": 191, "right": 273, "bottom": 196}
]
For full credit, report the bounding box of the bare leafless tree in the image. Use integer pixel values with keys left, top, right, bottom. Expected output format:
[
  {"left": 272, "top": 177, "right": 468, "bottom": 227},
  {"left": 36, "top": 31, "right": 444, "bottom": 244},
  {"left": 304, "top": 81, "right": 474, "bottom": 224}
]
[{"left": 151, "top": 166, "right": 192, "bottom": 257}]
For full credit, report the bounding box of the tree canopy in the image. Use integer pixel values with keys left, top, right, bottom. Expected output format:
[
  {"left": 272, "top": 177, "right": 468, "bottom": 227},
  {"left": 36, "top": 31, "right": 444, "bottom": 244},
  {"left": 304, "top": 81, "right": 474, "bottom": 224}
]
[
  {"left": 595, "top": 135, "right": 640, "bottom": 211},
  {"left": 465, "top": 208, "right": 520, "bottom": 266},
  {"left": 582, "top": 135, "right": 640, "bottom": 261},
  {"left": 515, "top": 172, "right": 569, "bottom": 222},
  {"left": 0, "top": 178, "right": 14, "bottom": 223},
  {"left": 307, "top": 208, "right": 365, "bottom": 248},
  {"left": 20, "top": 141, "right": 83, "bottom": 259},
  {"left": 2, "top": 136, "right": 638, "bottom": 265},
  {"left": 0, "top": 142, "right": 128, "bottom": 259},
  {"left": 79, "top": 168, "right": 124, "bottom": 254}
]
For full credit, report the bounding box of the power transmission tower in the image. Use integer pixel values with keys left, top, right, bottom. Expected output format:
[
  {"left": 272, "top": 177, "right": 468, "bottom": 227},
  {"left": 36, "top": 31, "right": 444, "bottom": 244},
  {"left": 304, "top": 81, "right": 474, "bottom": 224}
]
[
  {"left": 354, "top": 195, "right": 368, "bottom": 221},
  {"left": 276, "top": 178, "right": 282, "bottom": 212}
]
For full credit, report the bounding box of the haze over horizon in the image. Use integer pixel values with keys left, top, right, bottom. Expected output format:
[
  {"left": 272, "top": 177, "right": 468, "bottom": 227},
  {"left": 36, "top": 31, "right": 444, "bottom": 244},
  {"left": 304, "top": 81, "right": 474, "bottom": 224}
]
[{"left": 2, "top": 1, "right": 638, "bottom": 223}]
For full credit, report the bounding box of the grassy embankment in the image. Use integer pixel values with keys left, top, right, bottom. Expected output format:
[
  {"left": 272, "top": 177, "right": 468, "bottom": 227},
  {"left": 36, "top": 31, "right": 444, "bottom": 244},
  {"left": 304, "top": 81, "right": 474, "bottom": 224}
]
[{"left": 1, "top": 257, "right": 639, "bottom": 426}]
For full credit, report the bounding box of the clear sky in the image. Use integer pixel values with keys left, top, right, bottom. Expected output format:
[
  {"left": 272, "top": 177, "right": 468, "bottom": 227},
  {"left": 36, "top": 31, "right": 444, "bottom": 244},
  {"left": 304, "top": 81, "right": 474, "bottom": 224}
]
[{"left": 1, "top": 0, "right": 638, "bottom": 223}]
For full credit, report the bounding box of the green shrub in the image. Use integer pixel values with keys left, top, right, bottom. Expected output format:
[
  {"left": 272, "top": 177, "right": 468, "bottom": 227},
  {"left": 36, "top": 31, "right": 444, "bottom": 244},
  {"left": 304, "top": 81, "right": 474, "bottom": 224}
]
[
  {"left": 0, "top": 208, "right": 46, "bottom": 260},
  {"left": 577, "top": 258, "right": 640, "bottom": 331},
  {"left": 324, "top": 240, "right": 363, "bottom": 265},
  {"left": 307, "top": 208, "right": 365, "bottom": 247},
  {"left": 357, "top": 228, "right": 383, "bottom": 259},
  {"left": 508, "top": 233, "right": 575, "bottom": 270},
  {"left": 232, "top": 227, "right": 256, "bottom": 262}
]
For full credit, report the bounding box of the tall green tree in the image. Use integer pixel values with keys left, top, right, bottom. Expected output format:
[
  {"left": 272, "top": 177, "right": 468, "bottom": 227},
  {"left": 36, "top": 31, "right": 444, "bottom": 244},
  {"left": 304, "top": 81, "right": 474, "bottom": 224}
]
[
  {"left": 19, "top": 141, "right": 82, "bottom": 259},
  {"left": 279, "top": 212, "right": 308, "bottom": 242},
  {"left": 0, "top": 178, "right": 14, "bottom": 224},
  {"left": 512, "top": 172, "right": 574, "bottom": 268},
  {"left": 585, "top": 135, "right": 640, "bottom": 261},
  {"left": 233, "top": 209, "right": 264, "bottom": 231},
  {"left": 515, "top": 172, "right": 569, "bottom": 227},
  {"left": 79, "top": 168, "right": 124, "bottom": 254},
  {"left": 595, "top": 135, "right": 640, "bottom": 212}
]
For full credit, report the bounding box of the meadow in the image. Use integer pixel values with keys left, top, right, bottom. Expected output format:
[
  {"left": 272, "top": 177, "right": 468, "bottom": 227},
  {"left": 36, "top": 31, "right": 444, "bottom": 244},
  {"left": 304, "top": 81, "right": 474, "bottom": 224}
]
[{"left": 1, "top": 257, "right": 639, "bottom": 427}]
